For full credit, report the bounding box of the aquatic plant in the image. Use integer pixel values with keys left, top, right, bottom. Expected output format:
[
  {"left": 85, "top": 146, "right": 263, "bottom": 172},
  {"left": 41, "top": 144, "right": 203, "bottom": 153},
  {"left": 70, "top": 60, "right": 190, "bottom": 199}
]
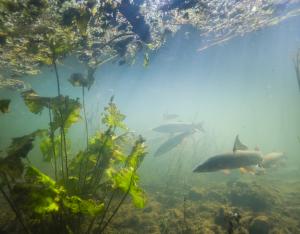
[
  {"left": 2, "top": 0, "right": 298, "bottom": 87},
  {"left": 68, "top": 71, "right": 92, "bottom": 149},
  {"left": 0, "top": 0, "right": 158, "bottom": 80},
  {"left": 0, "top": 95, "right": 147, "bottom": 233},
  {"left": 0, "top": 2, "right": 152, "bottom": 231}
]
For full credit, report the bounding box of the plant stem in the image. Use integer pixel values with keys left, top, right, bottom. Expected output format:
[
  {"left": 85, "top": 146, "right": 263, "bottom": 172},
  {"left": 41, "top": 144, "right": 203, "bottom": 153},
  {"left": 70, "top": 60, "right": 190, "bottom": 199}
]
[
  {"left": 0, "top": 187, "right": 31, "bottom": 234},
  {"left": 53, "top": 59, "right": 61, "bottom": 96},
  {"left": 52, "top": 57, "right": 69, "bottom": 180},
  {"left": 97, "top": 190, "right": 117, "bottom": 231},
  {"left": 62, "top": 125, "right": 69, "bottom": 179},
  {"left": 52, "top": 56, "right": 67, "bottom": 182},
  {"left": 86, "top": 128, "right": 111, "bottom": 188},
  {"left": 78, "top": 86, "right": 89, "bottom": 192},
  {"left": 98, "top": 174, "right": 134, "bottom": 233},
  {"left": 82, "top": 86, "right": 89, "bottom": 149},
  {"left": 48, "top": 106, "right": 58, "bottom": 181},
  {"left": 60, "top": 128, "right": 65, "bottom": 182}
]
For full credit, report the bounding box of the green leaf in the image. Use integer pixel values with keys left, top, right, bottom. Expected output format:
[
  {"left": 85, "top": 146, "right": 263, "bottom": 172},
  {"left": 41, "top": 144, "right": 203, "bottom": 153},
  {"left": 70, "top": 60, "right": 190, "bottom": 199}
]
[
  {"left": 13, "top": 166, "right": 62, "bottom": 214},
  {"left": 110, "top": 168, "right": 146, "bottom": 208},
  {"left": 22, "top": 90, "right": 81, "bottom": 130},
  {"left": 126, "top": 136, "right": 146, "bottom": 169},
  {"left": 68, "top": 73, "right": 88, "bottom": 87},
  {"left": 102, "top": 97, "right": 127, "bottom": 130},
  {"left": 63, "top": 195, "right": 104, "bottom": 216},
  {"left": 51, "top": 96, "right": 81, "bottom": 131},
  {"left": 0, "top": 130, "right": 46, "bottom": 180},
  {"left": 143, "top": 52, "right": 149, "bottom": 67},
  {"left": 40, "top": 135, "right": 60, "bottom": 162},
  {"left": 76, "top": 11, "right": 91, "bottom": 36},
  {"left": 21, "top": 89, "right": 51, "bottom": 114}
]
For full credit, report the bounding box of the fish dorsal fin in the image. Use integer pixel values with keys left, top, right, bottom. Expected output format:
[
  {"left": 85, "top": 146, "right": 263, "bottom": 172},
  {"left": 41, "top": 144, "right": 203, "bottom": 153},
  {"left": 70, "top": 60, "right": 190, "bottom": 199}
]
[{"left": 233, "top": 135, "right": 248, "bottom": 152}]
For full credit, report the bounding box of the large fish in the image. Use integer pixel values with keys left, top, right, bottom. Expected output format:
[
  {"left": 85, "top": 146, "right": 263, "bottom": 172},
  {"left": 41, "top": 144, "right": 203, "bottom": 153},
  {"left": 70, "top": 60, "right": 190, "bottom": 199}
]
[
  {"left": 193, "top": 135, "right": 263, "bottom": 173},
  {"left": 154, "top": 131, "right": 194, "bottom": 157},
  {"left": 153, "top": 122, "right": 204, "bottom": 134}
]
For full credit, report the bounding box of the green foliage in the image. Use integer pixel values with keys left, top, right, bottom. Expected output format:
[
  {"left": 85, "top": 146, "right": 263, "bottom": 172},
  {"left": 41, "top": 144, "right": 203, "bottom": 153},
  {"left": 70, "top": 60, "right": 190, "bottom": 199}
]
[
  {"left": 0, "top": 99, "right": 10, "bottom": 113},
  {"left": 68, "top": 68, "right": 95, "bottom": 89},
  {"left": 40, "top": 136, "right": 60, "bottom": 162},
  {"left": 67, "top": 101, "right": 147, "bottom": 212},
  {"left": 48, "top": 28, "right": 76, "bottom": 59},
  {"left": 102, "top": 97, "right": 127, "bottom": 130},
  {"left": 143, "top": 52, "right": 150, "bottom": 67},
  {"left": 126, "top": 136, "right": 147, "bottom": 169},
  {"left": 50, "top": 96, "right": 81, "bottom": 131},
  {"left": 108, "top": 167, "right": 146, "bottom": 208},
  {"left": 14, "top": 166, "right": 61, "bottom": 214},
  {"left": 68, "top": 73, "right": 88, "bottom": 87},
  {"left": 21, "top": 89, "right": 50, "bottom": 114},
  {"left": 22, "top": 89, "right": 82, "bottom": 131},
  {"left": 107, "top": 137, "right": 147, "bottom": 208},
  {"left": 1, "top": 98, "right": 147, "bottom": 233},
  {"left": 0, "top": 130, "right": 45, "bottom": 180},
  {"left": 13, "top": 166, "right": 104, "bottom": 217},
  {"left": 63, "top": 196, "right": 104, "bottom": 216}
]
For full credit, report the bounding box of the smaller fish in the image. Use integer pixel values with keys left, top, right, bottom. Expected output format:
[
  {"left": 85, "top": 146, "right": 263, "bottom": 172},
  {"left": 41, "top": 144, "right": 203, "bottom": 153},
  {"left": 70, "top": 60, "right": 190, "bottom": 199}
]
[
  {"left": 0, "top": 99, "right": 10, "bottom": 113},
  {"left": 153, "top": 122, "right": 204, "bottom": 134},
  {"left": 294, "top": 50, "right": 300, "bottom": 91},
  {"left": 261, "top": 152, "right": 286, "bottom": 169},
  {"left": 163, "top": 113, "right": 179, "bottom": 121},
  {"left": 154, "top": 130, "right": 194, "bottom": 157}
]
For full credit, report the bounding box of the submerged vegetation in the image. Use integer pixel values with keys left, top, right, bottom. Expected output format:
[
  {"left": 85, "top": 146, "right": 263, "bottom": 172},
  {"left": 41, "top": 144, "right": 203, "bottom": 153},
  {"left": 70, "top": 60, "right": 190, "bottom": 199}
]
[
  {"left": 0, "top": 95, "right": 147, "bottom": 233},
  {"left": 0, "top": 1, "right": 152, "bottom": 232},
  {"left": 1, "top": 0, "right": 300, "bottom": 79}
]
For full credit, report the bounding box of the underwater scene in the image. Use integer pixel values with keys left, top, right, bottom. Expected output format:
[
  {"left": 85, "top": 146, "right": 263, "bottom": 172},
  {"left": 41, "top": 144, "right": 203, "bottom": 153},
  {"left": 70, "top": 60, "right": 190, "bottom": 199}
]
[{"left": 1, "top": 0, "right": 300, "bottom": 233}]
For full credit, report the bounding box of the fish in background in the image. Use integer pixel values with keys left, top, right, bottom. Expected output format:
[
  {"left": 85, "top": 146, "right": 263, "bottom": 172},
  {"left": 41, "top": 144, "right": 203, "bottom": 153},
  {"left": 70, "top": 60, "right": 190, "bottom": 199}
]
[
  {"left": 293, "top": 49, "right": 300, "bottom": 91},
  {"left": 153, "top": 122, "right": 204, "bottom": 134},
  {"left": 162, "top": 113, "right": 179, "bottom": 121},
  {"left": 154, "top": 130, "right": 195, "bottom": 157},
  {"left": 193, "top": 135, "right": 264, "bottom": 174},
  {"left": 261, "top": 152, "right": 287, "bottom": 169}
]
